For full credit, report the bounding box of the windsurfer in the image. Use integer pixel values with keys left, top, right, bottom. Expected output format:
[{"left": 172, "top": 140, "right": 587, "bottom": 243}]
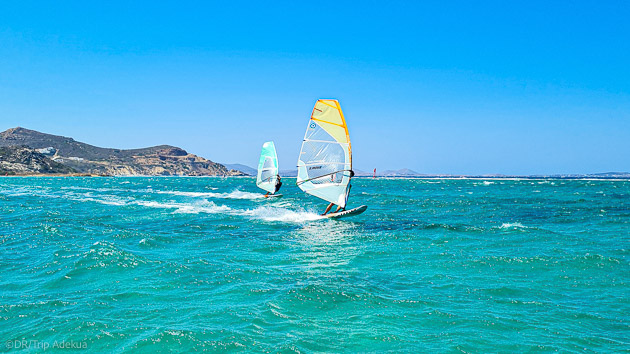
[
  {"left": 264, "top": 175, "right": 282, "bottom": 197},
  {"left": 274, "top": 175, "right": 282, "bottom": 193},
  {"left": 321, "top": 170, "right": 354, "bottom": 215}
]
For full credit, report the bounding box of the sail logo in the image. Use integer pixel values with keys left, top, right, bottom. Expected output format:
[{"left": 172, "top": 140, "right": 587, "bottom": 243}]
[
  {"left": 309, "top": 122, "right": 316, "bottom": 129},
  {"left": 308, "top": 166, "right": 322, "bottom": 170}
]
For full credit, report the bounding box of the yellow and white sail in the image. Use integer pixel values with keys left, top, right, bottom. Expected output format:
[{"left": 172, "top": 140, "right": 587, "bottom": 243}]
[{"left": 297, "top": 99, "right": 352, "bottom": 208}]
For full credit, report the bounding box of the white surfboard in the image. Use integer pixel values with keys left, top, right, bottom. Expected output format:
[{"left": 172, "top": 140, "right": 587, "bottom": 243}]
[
  {"left": 322, "top": 205, "right": 367, "bottom": 219},
  {"left": 264, "top": 194, "right": 283, "bottom": 199}
]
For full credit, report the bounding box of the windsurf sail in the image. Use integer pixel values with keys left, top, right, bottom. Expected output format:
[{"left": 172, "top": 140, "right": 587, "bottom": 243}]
[
  {"left": 297, "top": 99, "right": 352, "bottom": 208},
  {"left": 256, "top": 141, "right": 279, "bottom": 194}
]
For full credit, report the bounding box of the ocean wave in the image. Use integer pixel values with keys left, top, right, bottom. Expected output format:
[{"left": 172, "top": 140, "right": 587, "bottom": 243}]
[
  {"left": 154, "top": 190, "right": 222, "bottom": 198},
  {"left": 0, "top": 185, "right": 54, "bottom": 197},
  {"left": 475, "top": 255, "right": 553, "bottom": 265},
  {"left": 61, "top": 186, "right": 128, "bottom": 193},
  {"left": 498, "top": 222, "right": 528, "bottom": 230},
  {"left": 155, "top": 189, "right": 262, "bottom": 200},
  {"left": 60, "top": 190, "right": 232, "bottom": 214},
  {"left": 73, "top": 241, "right": 149, "bottom": 271},
  {"left": 79, "top": 196, "right": 129, "bottom": 206},
  {"left": 8, "top": 185, "right": 305, "bottom": 220},
  {"left": 474, "top": 181, "right": 494, "bottom": 186},
  {"left": 240, "top": 206, "right": 322, "bottom": 223},
  {"left": 1, "top": 185, "right": 256, "bottom": 204},
  {"left": 473, "top": 253, "right": 626, "bottom": 268},
  {"left": 424, "top": 223, "right": 484, "bottom": 233},
  {"left": 133, "top": 200, "right": 231, "bottom": 214},
  {"left": 62, "top": 186, "right": 220, "bottom": 195},
  {"left": 211, "top": 190, "right": 265, "bottom": 200},
  {"left": 127, "top": 329, "right": 247, "bottom": 351}
]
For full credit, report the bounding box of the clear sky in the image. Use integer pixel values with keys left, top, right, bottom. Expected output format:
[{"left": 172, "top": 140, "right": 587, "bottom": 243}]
[{"left": 1, "top": 1, "right": 629, "bottom": 174}]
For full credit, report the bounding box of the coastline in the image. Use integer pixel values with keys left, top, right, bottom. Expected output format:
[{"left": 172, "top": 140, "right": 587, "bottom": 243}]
[
  {"left": 2, "top": 174, "right": 629, "bottom": 181},
  {"left": 1, "top": 173, "right": 107, "bottom": 177},
  {"left": 353, "top": 176, "right": 630, "bottom": 181},
  {"left": 0, "top": 174, "right": 249, "bottom": 178}
]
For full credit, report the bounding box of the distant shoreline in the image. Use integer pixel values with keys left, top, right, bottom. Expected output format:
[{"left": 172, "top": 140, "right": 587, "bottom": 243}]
[
  {"left": 0, "top": 174, "right": 245, "bottom": 177},
  {"left": 357, "top": 175, "right": 630, "bottom": 180},
  {"left": 1, "top": 174, "right": 628, "bottom": 181},
  {"left": 357, "top": 176, "right": 630, "bottom": 181}
]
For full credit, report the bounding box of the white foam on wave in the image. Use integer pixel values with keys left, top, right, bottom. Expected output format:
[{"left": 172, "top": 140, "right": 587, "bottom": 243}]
[
  {"left": 471, "top": 180, "right": 494, "bottom": 187},
  {"left": 499, "top": 222, "right": 528, "bottom": 229},
  {"left": 154, "top": 190, "right": 221, "bottom": 197},
  {"left": 154, "top": 189, "right": 261, "bottom": 200},
  {"left": 133, "top": 199, "right": 315, "bottom": 221},
  {"left": 62, "top": 186, "right": 221, "bottom": 196},
  {"left": 61, "top": 186, "right": 128, "bottom": 193},
  {"left": 0, "top": 186, "right": 38, "bottom": 197},
  {"left": 133, "top": 200, "right": 231, "bottom": 214},
  {"left": 80, "top": 197, "right": 128, "bottom": 206},
  {"left": 56, "top": 189, "right": 133, "bottom": 206},
  {"left": 2, "top": 184, "right": 322, "bottom": 224},
  {"left": 67, "top": 193, "right": 232, "bottom": 214},
  {"left": 210, "top": 190, "right": 263, "bottom": 200},
  {"left": 241, "top": 206, "right": 322, "bottom": 223},
  {"left": 57, "top": 188, "right": 232, "bottom": 214}
]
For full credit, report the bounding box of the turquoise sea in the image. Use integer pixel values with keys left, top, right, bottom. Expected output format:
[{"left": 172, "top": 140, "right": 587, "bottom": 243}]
[{"left": 1, "top": 177, "right": 628, "bottom": 352}]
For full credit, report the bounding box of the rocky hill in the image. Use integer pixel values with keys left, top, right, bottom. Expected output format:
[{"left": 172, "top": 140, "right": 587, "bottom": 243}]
[
  {"left": 0, "top": 146, "right": 77, "bottom": 175},
  {"left": 0, "top": 127, "right": 243, "bottom": 176}
]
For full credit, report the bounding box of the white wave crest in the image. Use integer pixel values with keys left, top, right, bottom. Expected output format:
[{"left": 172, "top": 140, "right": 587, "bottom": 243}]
[
  {"left": 155, "top": 189, "right": 262, "bottom": 200},
  {"left": 241, "top": 206, "right": 322, "bottom": 223},
  {"left": 80, "top": 197, "right": 128, "bottom": 206},
  {"left": 210, "top": 190, "right": 264, "bottom": 200},
  {"left": 63, "top": 191, "right": 232, "bottom": 214},
  {"left": 154, "top": 190, "right": 221, "bottom": 198},
  {"left": 61, "top": 186, "right": 128, "bottom": 193},
  {"left": 133, "top": 200, "right": 230, "bottom": 214},
  {"left": 499, "top": 222, "right": 527, "bottom": 229}
]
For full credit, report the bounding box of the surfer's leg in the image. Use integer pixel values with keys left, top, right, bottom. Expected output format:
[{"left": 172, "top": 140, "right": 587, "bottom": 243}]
[{"left": 322, "top": 202, "right": 334, "bottom": 215}]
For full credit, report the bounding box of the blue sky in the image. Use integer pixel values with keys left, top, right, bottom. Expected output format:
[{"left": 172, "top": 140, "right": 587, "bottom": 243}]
[{"left": 1, "top": 1, "right": 628, "bottom": 174}]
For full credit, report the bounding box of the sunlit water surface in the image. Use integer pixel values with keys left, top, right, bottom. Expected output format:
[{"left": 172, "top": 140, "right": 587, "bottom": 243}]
[{"left": 0, "top": 177, "right": 628, "bottom": 351}]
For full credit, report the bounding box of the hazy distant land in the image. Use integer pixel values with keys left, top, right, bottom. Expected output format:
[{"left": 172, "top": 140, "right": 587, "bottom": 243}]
[
  {"left": 230, "top": 166, "right": 630, "bottom": 180},
  {"left": 1, "top": 127, "right": 627, "bottom": 179}
]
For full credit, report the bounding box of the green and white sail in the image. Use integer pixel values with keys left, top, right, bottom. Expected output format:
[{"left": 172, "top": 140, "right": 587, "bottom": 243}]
[
  {"left": 297, "top": 99, "right": 352, "bottom": 208},
  {"left": 256, "top": 141, "right": 279, "bottom": 194}
]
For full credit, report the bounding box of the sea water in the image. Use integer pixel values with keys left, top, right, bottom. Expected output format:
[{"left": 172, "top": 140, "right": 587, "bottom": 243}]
[{"left": 0, "top": 177, "right": 628, "bottom": 352}]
